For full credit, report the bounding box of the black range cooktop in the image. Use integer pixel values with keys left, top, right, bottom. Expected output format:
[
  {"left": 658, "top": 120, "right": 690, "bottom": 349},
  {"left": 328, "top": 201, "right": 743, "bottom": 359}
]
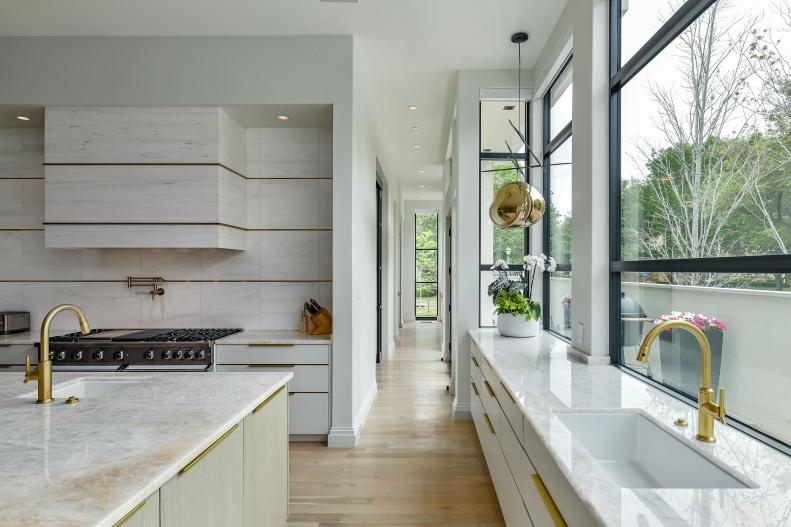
[{"left": 49, "top": 328, "right": 243, "bottom": 343}]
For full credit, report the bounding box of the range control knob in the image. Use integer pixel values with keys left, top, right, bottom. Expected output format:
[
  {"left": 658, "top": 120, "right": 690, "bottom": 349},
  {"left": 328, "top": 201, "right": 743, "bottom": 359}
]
[
  {"left": 49, "top": 351, "right": 55, "bottom": 360},
  {"left": 113, "top": 350, "right": 125, "bottom": 361},
  {"left": 55, "top": 351, "right": 66, "bottom": 361},
  {"left": 184, "top": 350, "right": 194, "bottom": 360},
  {"left": 195, "top": 350, "right": 206, "bottom": 360},
  {"left": 93, "top": 350, "right": 104, "bottom": 360},
  {"left": 143, "top": 350, "right": 154, "bottom": 361},
  {"left": 72, "top": 351, "right": 83, "bottom": 361},
  {"left": 172, "top": 350, "right": 184, "bottom": 360},
  {"left": 161, "top": 350, "right": 172, "bottom": 360}
]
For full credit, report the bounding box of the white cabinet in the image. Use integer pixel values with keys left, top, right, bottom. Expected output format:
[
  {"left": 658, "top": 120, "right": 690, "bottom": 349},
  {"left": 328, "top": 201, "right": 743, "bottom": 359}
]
[
  {"left": 0, "top": 344, "right": 37, "bottom": 367},
  {"left": 243, "top": 386, "right": 289, "bottom": 527},
  {"left": 115, "top": 492, "right": 160, "bottom": 527},
  {"left": 160, "top": 424, "right": 244, "bottom": 527},
  {"left": 215, "top": 342, "right": 331, "bottom": 439},
  {"left": 470, "top": 342, "right": 588, "bottom": 527},
  {"left": 43, "top": 106, "right": 247, "bottom": 249}
]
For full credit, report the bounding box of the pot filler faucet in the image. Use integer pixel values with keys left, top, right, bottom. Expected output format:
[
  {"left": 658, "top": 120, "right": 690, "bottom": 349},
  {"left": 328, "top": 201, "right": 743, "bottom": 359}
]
[
  {"left": 636, "top": 320, "right": 726, "bottom": 443},
  {"left": 24, "top": 304, "right": 91, "bottom": 404}
]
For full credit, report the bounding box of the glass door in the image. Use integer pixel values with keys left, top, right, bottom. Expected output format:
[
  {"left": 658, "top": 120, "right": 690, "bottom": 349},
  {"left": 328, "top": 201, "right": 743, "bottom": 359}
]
[{"left": 415, "top": 212, "right": 439, "bottom": 320}]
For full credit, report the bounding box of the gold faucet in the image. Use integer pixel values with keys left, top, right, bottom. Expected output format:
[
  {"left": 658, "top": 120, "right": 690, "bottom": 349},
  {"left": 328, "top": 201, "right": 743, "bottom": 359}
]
[
  {"left": 24, "top": 304, "right": 91, "bottom": 404},
  {"left": 637, "top": 320, "right": 726, "bottom": 443}
]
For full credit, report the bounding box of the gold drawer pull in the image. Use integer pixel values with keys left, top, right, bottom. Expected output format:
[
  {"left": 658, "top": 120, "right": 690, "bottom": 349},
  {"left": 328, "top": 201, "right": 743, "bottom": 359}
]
[
  {"left": 113, "top": 501, "right": 145, "bottom": 526},
  {"left": 483, "top": 380, "right": 495, "bottom": 397},
  {"left": 471, "top": 382, "right": 479, "bottom": 396},
  {"left": 483, "top": 412, "right": 495, "bottom": 434},
  {"left": 471, "top": 356, "right": 479, "bottom": 368},
  {"left": 532, "top": 474, "right": 567, "bottom": 527},
  {"left": 247, "top": 364, "right": 295, "bottom": 368},
  {"left": 179, "top": 424, "right": 239, "bottom": 475},
  {"left": 253, "top": 385, "right": 285, "bottom": 413},
  {"left": 248, "top": 343, "right": 295, "bottom": 347},
  {"left": 499, "top": 381, "right": 516, "bottom": 403}
]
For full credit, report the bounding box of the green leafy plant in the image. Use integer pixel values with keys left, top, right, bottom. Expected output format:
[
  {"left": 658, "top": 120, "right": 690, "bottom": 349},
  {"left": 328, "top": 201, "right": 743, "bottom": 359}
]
[{"left": 494, "top": 291, "right": 541, "bottom": 322}]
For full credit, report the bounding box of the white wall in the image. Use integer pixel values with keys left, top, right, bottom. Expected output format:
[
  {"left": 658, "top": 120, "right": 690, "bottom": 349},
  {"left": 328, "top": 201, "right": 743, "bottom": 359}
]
[
  {"left": 401, "top": 200, "right": 442, "bottom": 324},
  {"left": 0, "top": 35, "right": 384, "bottom": 447},
  {"left": 449, "top": 69, "right": 534, "bottom": 419}
]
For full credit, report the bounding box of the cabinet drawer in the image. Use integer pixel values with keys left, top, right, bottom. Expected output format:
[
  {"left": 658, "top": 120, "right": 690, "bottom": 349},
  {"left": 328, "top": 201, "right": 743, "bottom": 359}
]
[
  {"left": 0, "top": 344, "right": 38, "bottom": 365},
  {"left": 288, "top": 392, "right": 329, "bottom": 435},
  {"left": 500, "top": 414, "right": 557, "bottom": 527},
  {"left": 491, "top": 377, "right": 524, "bottom": 443},
  {"left": 215, "top": 344, "right": 329, "bottom": 365},
  {"left": 215, "top": 364, "right": 328, "bottom": 392}
]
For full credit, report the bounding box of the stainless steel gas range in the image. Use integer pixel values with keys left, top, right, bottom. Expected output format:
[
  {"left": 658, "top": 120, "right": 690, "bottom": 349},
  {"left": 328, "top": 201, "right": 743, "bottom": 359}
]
[{"left": 40, "top": 328, "right": 242, "bottom": 372}]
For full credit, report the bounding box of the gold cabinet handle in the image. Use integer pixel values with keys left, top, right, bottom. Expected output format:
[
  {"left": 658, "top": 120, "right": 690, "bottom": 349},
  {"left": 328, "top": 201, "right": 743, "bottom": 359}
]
[
  {"left": 248, "top": 343, "right": 295, "bottom": 347},
  {"left": 499, "top": 381, "right": 516, "bottom": 403},
  {"left": 253, "top": 386, "right": 285, "bottom": 413},
  {"left": 483, "top": 412, "right": 495, "bottom": 434},
  {"left": 532, "top": 474, "right": 567, "bottom": 527},
  {"left": 113, "top": 501, "right": 145, "bottom": 526},
  {"left": 483, "top": 380, "right": 495, "bottom": 397},
  {"left": 247, "top": 364, "right": 296, "bottom": 368},
  {"left": 471, "top": 382, "right": 479, "bottom": 396},
  {"left": 471, "top": 356, "right": 479, "bottom": 368},
  {"left": 179, "top": 424, "right": 239, "bottom": 475}
]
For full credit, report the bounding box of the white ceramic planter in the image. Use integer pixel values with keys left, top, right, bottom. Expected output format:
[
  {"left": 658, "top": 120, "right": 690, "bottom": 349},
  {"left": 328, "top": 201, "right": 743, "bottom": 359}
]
[{"left": 496, "top": 314, "right": 539, "bottom": 338}]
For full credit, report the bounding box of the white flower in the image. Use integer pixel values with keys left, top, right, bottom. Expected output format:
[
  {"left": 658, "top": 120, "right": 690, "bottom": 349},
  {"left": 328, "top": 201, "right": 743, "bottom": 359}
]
[
  {"left": 490, "top": 259, "right": 509, "bottom": 271},
  {"left": 546, "top": 256, "right": 557, "bottom": 273}
]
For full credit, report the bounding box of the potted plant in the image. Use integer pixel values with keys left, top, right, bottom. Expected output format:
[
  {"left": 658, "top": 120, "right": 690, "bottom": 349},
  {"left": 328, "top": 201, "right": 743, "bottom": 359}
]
[
  {"left": 655, "top": 312, "right": 727, "bottom": 396},
  {"left": 561, "top": 295, "right": 572, "bottom": 329},
  {"left": 487, "top": 254, "right": 555, "bottom": 338}
]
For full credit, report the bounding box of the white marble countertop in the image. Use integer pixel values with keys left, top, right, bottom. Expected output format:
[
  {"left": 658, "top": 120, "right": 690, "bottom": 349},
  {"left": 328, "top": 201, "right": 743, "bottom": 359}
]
[
  {"left": 0, "top": 371, "right": 292, "bottom": 526},
  {"left": 469, "top": 329, "right": 791, "bottom": 527},
  {"left": 215, "top": 330, "right": 331, "bottom": 345}
]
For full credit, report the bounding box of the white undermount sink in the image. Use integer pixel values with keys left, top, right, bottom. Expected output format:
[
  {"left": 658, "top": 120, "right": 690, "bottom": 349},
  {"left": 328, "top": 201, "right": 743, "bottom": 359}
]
[
  {"left": 20, "top": 379, "right": 142, "bottom": 399},
  {"left": 555, "top": 411, "right": 754, "bottom": 489}
]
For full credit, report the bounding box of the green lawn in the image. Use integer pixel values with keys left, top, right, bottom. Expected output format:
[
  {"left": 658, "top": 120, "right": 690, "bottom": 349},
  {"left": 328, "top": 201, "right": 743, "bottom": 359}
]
[{"left": 416, "top": 296, "right": 438, "bottom": 318}]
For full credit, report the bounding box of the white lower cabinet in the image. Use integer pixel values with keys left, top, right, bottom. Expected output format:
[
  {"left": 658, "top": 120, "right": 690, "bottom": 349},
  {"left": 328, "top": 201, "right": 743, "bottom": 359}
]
[
  {"left": 115, "top": 386, "right": 288, "bottom": 527},
  {"left": 288, "top": 392, "right": 330, "bottom": 434},
  {"left": 160, "top": 423, "right": 245, "bottom": 527},
  {"left": 471, "top": 343, "right": 573, "bottom": 527}
]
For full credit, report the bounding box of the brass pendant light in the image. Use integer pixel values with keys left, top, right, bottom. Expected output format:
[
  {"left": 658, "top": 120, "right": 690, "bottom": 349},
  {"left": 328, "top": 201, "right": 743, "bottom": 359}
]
[{"left": 489, "top": 32, "right": 546, "bottom": 230}]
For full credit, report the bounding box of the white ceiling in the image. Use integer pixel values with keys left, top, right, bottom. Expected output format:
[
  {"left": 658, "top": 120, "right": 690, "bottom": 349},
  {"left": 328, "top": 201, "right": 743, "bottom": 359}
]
[{"left": 0, "top": 0, "right": 566, "bottom": 200}]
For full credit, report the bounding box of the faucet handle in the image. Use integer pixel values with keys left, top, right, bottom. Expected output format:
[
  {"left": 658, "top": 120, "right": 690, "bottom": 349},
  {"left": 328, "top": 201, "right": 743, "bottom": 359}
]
[
  {"left": 716, "top": 388, "right": 726, "bottom": 425},
  {"left": 23, "top": 355, "right": 38, "bottom": 384}
]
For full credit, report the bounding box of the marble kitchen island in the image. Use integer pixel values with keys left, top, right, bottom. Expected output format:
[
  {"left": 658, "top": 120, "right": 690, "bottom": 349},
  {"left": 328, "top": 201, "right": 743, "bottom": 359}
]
[{"left": 0, "top": 371, "right": 292, "bottom": 527}]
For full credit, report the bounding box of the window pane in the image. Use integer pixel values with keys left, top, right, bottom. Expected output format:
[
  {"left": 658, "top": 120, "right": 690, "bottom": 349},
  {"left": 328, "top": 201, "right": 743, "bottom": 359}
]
[
  {"left": 480, "top": 161, "right": 526, "bottom": 265},
  {"left": 620, "top": 1, "right": 791, "bottom": 261},
  {"left": 547, "top": 271, "right": 572, "bottom": 339},
  {"left": 548, "top": 138, "right": 572, "bottom": 264},
  {"left": 415, "top": 250, "right": 437, "bottom": 282},
  {"left": 549, "top": 63, "right": 572, "bottom": 139},
  {"left": 619, "top": 271, "right": 791, "bottom": 445},
  {"left": 415, "top": 213, "right": 438, "bottom": 249},
  {"left": 620, "top": 0, "right": 680, "bottom": 65},
  {"left": 481, "top": 100, "right": 527, "bottom": 154},
  {"left": 416, "top": 283, "right": 438, "bottom": 318}
]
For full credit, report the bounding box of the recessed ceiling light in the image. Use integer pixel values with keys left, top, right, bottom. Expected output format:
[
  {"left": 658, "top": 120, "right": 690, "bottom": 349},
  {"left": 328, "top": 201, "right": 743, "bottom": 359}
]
[
  {"left": 412, "top": 145, "right": 420, "bottom": 149},
  {"left": 277, "top": 115, "right": 290, "bottom": 121},
  {"left": 410, "top": 126, "right": 420, "bottom": 134},
  {"left": 419, "top": 170, "right": 425, "bottom": 173},
  {"left": 419, "top": 185, "right": 432, "bottom": 189},
  {"left": 408, "top": 105, "right": 418, "bottom": 111},
  {"left": 16, "top": 115, "right": 29, "bottom": 121}
]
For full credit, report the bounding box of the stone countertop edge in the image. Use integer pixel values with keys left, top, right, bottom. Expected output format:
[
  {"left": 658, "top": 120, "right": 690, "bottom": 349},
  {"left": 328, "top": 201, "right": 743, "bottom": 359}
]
[{"left": 468, "top": 328, "right": 791, "bottom": 527}]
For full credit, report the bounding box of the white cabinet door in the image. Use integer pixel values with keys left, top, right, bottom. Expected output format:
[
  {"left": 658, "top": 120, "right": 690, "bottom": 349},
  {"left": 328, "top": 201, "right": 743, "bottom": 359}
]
[
  {"left": 160, "top": 424, "right": 244, "bottom": 527},
  {"left": 114, "top": 492, "right": 160, "bottom": 527},
  {"left": 244, "top": 386, "right": 288, "bottom": 527},
  {"left": 288, "top": 392, "right": 329, "bottom": 434}
]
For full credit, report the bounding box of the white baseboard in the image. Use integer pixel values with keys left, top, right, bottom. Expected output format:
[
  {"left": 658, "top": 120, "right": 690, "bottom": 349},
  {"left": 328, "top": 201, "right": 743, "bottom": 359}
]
[
  {"left": 452, "top": 398, "right": 472, "bottom": 421},
  {"left": 328, "top": 381, "right": 378, "bottom": 448}
]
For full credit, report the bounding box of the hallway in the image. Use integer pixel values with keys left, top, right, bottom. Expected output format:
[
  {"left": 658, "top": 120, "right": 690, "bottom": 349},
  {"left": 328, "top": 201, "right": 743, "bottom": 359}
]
[{"left": 287, "top": 322, "right": 505, "bottom": 526}]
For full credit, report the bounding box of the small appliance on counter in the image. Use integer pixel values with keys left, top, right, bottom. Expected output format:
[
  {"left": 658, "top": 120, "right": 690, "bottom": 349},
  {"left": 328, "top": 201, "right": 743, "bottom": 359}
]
[{"left": 0, "top": 311, "right": 30, "bottom": 335}]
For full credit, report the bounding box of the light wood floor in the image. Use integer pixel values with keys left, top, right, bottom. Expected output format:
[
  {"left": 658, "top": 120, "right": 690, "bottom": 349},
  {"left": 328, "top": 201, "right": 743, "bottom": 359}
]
[{"left": 287, "top": 322, "right": 505, "bottom": 527}]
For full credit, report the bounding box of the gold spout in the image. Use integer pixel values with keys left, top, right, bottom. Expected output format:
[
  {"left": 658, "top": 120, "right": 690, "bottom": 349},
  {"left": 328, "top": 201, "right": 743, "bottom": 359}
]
[
  {"left": 25, "top": 304, "right": 91, "bottom": 404},
  {"left": 637, "top": 320, "right": 725, "bottom": 443}
]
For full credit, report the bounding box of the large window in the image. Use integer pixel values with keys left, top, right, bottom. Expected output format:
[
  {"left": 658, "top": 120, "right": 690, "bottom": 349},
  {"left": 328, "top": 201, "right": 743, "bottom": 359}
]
[
  {"left": 543, "top": 57, "right": 573, "bottom": 340},
  {"left": 415, "top": 212, "right": 438, "bottom": 319},
  {"left": 479, "top": 100, "right": 529, "bottom": 326},
  {"left": 611, "top": 0, "right": 791, "bottom": 451}
]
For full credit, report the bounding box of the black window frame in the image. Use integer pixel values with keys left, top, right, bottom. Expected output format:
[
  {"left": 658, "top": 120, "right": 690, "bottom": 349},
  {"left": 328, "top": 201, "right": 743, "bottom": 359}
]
[
  {"left": 609, "top": 0, "right": 791, "bottom": 454},
  {"left": 478, "top": 100, "right": 531, "bottom": 327},
  {"left": 415, "top": 211, "right": 439, "bottom": 321},
  {"left": 542, "top": 55, "right": 573, "bottom": 341}
]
